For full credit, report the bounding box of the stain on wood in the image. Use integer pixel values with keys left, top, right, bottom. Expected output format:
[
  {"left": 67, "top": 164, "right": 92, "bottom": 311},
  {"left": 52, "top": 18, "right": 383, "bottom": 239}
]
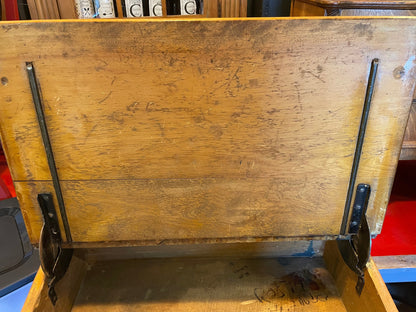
[
  {"left": 21, "top": 241, "right": 397, "bottom": 311},
  {"left": 72, "top": 256, "right": 347, "bottom": 311}
]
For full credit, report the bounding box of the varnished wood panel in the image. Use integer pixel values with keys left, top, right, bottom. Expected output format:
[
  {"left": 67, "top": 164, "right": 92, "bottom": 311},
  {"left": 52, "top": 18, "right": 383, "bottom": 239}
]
[{"left": 0, "top": 19, "right": 415, "bottom": 244}]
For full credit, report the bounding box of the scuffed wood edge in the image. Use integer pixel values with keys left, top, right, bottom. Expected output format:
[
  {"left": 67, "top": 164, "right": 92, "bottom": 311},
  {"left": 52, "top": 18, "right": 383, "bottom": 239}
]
[
  {"left": 324, "top": 241, "right": 398, "bottom": 312},
  {"left": 22, "top": 254, "right": 88, "bottom": 312}
]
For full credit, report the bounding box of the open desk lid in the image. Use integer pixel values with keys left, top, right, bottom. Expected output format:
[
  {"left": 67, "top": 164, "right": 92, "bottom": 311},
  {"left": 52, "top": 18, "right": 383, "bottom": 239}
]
[{"left": 0, "top": 18, "right": 414, "bottom": 247}]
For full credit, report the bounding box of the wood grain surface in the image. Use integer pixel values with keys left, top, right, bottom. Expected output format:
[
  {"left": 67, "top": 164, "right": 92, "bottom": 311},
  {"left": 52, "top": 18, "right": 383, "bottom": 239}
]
[{"left": 0, "top": 18, "right": 415, "bottom": 245}]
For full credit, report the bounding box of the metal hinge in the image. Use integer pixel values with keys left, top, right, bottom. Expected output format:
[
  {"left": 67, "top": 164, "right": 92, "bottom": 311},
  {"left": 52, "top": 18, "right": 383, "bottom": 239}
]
[
  {"left": 27, "top": 62, "right": 74, "bottom": 305},
  {"left": 38, "top": 193, "right": 73, "bottom": 305},
  {"left": 338, "top": 58, "right": 379, "bottom": 295},
  {"left": 338, "top": 184, "right": 371, "bottom": 295}
]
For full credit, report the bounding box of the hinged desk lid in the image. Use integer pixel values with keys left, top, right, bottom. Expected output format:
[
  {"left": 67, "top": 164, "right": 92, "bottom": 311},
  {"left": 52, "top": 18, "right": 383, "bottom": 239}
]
[{"left": 0, "top": 18, "right": 414, "bottom": 247}]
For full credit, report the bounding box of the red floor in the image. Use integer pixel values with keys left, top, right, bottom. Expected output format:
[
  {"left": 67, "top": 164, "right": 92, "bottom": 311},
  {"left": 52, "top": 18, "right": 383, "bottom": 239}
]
[{"left": 371, "top": 161, "right": 416, "bottom": 256}]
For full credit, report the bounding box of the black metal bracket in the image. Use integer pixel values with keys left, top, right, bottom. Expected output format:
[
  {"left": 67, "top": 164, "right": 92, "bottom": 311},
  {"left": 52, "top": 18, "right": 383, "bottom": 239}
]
[
  {"left": 26, "top": 62, "right": 72, "bottom": 243},
  {"left": 338, "top": 58, "right": 379, "bottom": 295},
  {"left": 340, "top": 58, "right": 378, "bottom": 235},
  {"left": 349, "top": 184, "right": 371, "bottom": 234},
  {"left": 38, "top": 193, "right": 73, "bottom": 305},
  {"left": 26, "top": 62, "right": 73, "bottom": 304},
  {"left": 338, "top": 184, "right": 371, "bottom": 295}
]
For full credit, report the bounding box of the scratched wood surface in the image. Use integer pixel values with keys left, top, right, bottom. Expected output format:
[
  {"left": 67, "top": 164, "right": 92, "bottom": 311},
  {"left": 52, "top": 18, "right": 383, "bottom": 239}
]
[
  {"left": 0, "top": 18, "right": 415, "bottom": 245},
  {"left": 22, "top": 242, "right": 395, "bottom": 311},
  {"left": 72, "top": 257, "right": 347, "bottom": 311}
]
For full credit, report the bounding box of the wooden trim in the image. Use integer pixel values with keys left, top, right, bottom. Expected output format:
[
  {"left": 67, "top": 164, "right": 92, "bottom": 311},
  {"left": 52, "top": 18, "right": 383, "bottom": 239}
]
[{"left": 324, "top": 241, "right": 398, "bottom": 312}]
